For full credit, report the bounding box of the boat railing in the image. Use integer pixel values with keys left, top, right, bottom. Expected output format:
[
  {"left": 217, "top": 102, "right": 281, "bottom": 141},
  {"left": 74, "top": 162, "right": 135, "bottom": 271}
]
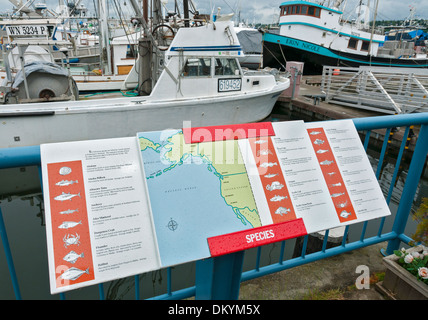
[
  {"left": 1, "top": 113, "right": 428, "bottom": 299},
  {"left": 321, "top": 65, "right": 428, "bottom": 114}
]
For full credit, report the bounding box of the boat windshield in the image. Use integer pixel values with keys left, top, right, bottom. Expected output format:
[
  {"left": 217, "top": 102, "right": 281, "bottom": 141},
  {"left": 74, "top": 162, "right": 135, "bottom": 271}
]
[
  {"left": 181, "top": 58, "right": 212, "bottom": 77},
  {"left": 214, "top": 58, "right": 240, "bottom": 76}
]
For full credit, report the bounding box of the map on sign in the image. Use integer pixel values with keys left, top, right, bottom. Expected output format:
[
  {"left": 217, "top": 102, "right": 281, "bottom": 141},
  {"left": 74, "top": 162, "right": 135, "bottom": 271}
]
[{"left": 138, "top": 129, "right": 261, "bottom": 266}]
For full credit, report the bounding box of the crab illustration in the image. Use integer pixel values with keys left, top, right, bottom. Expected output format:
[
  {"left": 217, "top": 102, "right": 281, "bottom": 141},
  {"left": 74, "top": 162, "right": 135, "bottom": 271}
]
[{"left": 63, "top": 233, "right": 80, "bottom": 248}]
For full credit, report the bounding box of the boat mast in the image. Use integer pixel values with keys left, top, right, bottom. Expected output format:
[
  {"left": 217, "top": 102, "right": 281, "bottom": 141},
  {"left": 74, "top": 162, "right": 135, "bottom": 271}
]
[
  {"left": 368, "top": 0, "right": 379, "bottom": 63},
  {"left": 98, "top": 0, "right": 113, "bottom": 75}
]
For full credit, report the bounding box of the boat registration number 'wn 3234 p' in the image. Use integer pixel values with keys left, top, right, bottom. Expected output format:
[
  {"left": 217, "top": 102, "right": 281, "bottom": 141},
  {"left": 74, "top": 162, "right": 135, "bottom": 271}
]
[
  {"left": 218, "top": 78, "right": 242, "bottom": 92},
  {"left": 6, "top": 25, "right": 48, "bottom": 36}
]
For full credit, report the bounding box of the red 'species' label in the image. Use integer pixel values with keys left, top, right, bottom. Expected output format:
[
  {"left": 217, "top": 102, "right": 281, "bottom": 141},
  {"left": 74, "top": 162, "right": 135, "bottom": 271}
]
[{"left": 208, "top": 218, "right": 307, "bottom": 257}]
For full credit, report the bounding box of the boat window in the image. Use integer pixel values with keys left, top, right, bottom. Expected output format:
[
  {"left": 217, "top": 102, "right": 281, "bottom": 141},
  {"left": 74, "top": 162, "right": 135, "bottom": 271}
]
[
  {"left": 361, "top": 40, "right": 370, "bottom": 52},
  {"left": 214, "top": 58, "right": 240, "bottom": 76},
  {"left": 301, "top": 5, "right": 307, "bottom": 15},
  {"left": 284, "top": 4, "right": 320, "bottom": 18},
  {"left": 314, "top": 8, "right": 320, "bottom": 17},
  {"left": 181, "top": 58, "right": 211, "bottom": 77},
  {"left": 347, "top": 38, "right": 358, "bottom": 49},
  {"left": 126, "top": 44, "right": 138, "bottom": 58}
]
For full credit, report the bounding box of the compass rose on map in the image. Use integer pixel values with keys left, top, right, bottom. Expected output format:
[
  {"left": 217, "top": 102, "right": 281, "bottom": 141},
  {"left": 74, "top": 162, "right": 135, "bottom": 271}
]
[{"left": 167, "top": 218, "right": 178, "bottom": 231}]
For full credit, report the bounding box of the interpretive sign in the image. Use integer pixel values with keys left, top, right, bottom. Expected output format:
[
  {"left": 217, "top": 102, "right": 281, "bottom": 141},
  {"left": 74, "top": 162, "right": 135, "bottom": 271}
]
[{"left": 41, "top": 119, "right": 390, "bottom": 293}]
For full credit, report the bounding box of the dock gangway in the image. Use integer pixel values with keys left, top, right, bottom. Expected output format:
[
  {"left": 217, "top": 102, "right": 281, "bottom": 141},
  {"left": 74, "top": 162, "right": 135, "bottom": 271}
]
[{"left": 321, "top": 66, "right": 428, "bottom": 114}]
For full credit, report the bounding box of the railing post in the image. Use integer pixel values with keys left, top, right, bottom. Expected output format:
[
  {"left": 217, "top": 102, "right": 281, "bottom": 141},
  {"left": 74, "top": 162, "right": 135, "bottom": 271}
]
[
  {"left": 195, "top": 251, "right": 244, "bottom": 300},
  {"left": 386, "top": 124, "right": 428, "bottom": 254},
  {"left": 0, "top": 206, "right": 22, "bottom": 300}
]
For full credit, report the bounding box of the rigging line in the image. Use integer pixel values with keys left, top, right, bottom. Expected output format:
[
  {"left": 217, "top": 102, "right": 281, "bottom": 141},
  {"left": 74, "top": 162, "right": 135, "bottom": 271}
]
[
  {"left": 112, "top": 0, "right": 133, "bottom": 47},
  {"left": 262, "top": 40, "right": 286, "bottom": 71}
]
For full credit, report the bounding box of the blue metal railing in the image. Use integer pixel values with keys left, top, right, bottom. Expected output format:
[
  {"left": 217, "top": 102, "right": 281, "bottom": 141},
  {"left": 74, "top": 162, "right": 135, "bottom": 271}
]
[{"left": 1, "top": 112, "right": 428, "bottom": 300}]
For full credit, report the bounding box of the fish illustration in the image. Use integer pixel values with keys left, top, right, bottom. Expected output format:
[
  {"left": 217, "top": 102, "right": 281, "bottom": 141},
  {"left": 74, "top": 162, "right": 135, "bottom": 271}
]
[
  {"left": 320, "top": 160, "right": 334, "bottom": 166},
  {"left": 260, "top": 162, "right": 277, "bottom": 168},
  {"left": 58, "top": 221, "right": 82, "bottom": 229},
  {"left": 266, "top": 181, "right": 284, "bottom": 191},
  {"left": 275, "top": 207, "right": 290, "bottom": 216},
  {"left": 54, "top": 192, "right": 81, "bottom": 201},
  {"left": 309, "top": 131, "right": 322, "bottom": 135},
  {"left": 59, "top": 209, "right": 79, "bottom": 215},
  {"left": 313, "top": 139, "right": 324, "bottom": 145},
  {"left": 59, "top": 267, "right": 89, "bottom": 281},
  {"left": 336, "top": 201, "right": 348, "bottom": 208},
  {"left": 254, "top": 140, "right": 267, "bottom": 144},
  {"left": 331, "top": 192, "right": 345, "bottom": 198},
  {"left": 270, "top": 195, "right": 287, "bottom": 202},
  {"left": 340, "top": 210, "right": 352, "bottom": 218},
  {"left": 55, "top": 180, "right": 78, "bottom": 186},
  {"left": 316, "top": 149, "right": 329, "bottom": 154},
  {"left": 329, "top": 182, "right": 342, "bottom": 187},
  {"left": 257, "top": 149, "right": 273, "bottom": 156},
  {"left": 264, "top": 173, "right": 278, "bottom": 178},
  {"left": 63, "top": 251, "right": 84, "bottom": 264},
  {"left": 59, "top": 166, "right": 72, "bottom": 176}
]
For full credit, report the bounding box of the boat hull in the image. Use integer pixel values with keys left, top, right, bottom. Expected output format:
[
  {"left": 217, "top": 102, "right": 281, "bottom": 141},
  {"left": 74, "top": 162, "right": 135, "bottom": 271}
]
[
  {"left": 263, "top": 33, "right": 428, "bottom": 74},
  {"left": 0, "top": 81, "right": 288, "bottom": 149}
]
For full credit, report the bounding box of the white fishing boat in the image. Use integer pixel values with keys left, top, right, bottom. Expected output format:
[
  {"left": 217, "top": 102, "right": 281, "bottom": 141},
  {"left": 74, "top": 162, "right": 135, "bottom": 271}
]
[
  {"left": 263, "top": 0, "right": 428, "bottom": 74},
  {"left": 0, "top": 21, "right": 290, "bottom": 148},
  {"left": 0, "top": 16, "right": 142, "bottom": 94}
]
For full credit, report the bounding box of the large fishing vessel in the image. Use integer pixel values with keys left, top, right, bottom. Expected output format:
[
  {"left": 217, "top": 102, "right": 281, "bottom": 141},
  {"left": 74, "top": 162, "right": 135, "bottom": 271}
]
[{"left": 263, "top": 0, "right": 428, "bottom": 74}]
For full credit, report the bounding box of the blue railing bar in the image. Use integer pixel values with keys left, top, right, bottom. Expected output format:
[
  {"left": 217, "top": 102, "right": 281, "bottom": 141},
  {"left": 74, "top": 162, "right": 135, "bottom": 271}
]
[
  {"left": 375, "top": 127, "right": 391, "bottom": 179},
  {"left": 301, "top": 235, "right": 309, "bottom": 258},
  {"left": 134, "top": 275, "right": 140, "bottom": 300},
  {"left": 146, "top": 286, "right": 196, "bottom": 300},
  {"left": 98, "top": 283, "right": 105, "bottom": 300},
  {"left": 0, "top": 145, "right": 40, "bottom": 169},
  {"left": 363, "top": 130, "right": 371, "bottom": 150},
  {"left": 60, "top": 292, "right": 66, "bottom": 300},
  {"left": 341, "top": 226, "right": 349, "bottom": 247},
  {"left": 167, "top": 267, "right": 172, "bottom": 296},
  {"left": 352, "top": 112, "right": 428, "bottom": 130},
  {"left": 377, "top": 217, "right": 386, "bottom": 238},
  {"left": 255, "top": 247, "right": 261, "bottom": 271},
  {"left": 386, "top": 123, "right": 428, "bottom": 255},
  {"left": 278, "top": 240, "right": 286, "bottom": 264},
  {"left": 321, "top": 229, "right": 329, "bottom": 253},
  {"left": 386, "top": 126, "right": 410, "bottom": 205},
  {"left": 360, "top": 221, "right": 368, "bottom": 242},
  {"left": 1, "top": 114, "right": 428, "bottom": 170},
  {"left": 241, "top": 231, "right": 397, "bottom": 283},
  {"left": 0, "top": 207, "right": 22, "bottom": 300},
  {"left": 398, "top": 233, "right": 413, "bottom": 246}
]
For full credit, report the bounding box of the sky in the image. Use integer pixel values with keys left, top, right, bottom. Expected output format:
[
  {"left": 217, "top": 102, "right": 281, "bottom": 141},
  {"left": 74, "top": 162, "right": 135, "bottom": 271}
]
[{"left": 1, "top": 0, "right": 427, "bottom": 24}]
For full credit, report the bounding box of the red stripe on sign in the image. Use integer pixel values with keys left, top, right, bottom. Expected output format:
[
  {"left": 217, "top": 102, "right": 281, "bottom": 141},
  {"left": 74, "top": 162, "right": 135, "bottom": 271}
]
[
  {"left": 207, "top": 218, "right": 307, "bottom": 257},
  {"left": 183, "top": 122, "right": 275, "bottom": 144}
]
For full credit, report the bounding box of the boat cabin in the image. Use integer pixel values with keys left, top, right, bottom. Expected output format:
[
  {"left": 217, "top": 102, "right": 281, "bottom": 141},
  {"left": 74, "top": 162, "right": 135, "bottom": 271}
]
[
  {"left": 278, "top": 1, "right": 385, "bottom": 57},
  {"left": 149, "top": 21, "right": 278, "bottom": 101}
]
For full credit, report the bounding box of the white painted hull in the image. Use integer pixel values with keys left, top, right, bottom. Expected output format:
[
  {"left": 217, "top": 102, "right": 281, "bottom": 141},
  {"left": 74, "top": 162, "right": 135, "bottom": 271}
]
[
  {"left": 0, "top": 80, "right": 288, "bottom": 148},
  {"left": 74, "top": 75, "right": 128, "bottom": 92}
]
